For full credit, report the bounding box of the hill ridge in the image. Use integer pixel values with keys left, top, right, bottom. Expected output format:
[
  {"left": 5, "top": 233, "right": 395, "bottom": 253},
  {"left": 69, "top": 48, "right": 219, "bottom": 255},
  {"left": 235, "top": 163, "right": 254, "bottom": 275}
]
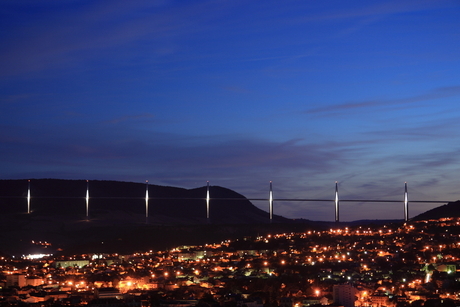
[
  {"left": 0, "top": 178, "right": 287, "bottom": 223},
  {"left": 412, "top": 200, "right": 460, "bottom": 221}
]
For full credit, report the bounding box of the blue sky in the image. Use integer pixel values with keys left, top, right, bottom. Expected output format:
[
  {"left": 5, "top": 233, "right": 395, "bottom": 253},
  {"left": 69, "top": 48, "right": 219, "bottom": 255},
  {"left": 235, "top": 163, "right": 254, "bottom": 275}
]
[{"left": 1, "top": 0, "right": 460, "bottom": 221}]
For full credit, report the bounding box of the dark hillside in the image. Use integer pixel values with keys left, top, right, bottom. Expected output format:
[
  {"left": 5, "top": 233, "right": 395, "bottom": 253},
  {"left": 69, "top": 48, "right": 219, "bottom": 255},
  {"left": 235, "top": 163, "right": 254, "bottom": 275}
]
[
  {"left": 412, "top": 201, "right": 460, "bottom": 221},
  {"left": 0, "top": 179, "right": 291, "bottom": 255},
  {"left": 0, "top": 179, "right": 286, "bottom": 223}
]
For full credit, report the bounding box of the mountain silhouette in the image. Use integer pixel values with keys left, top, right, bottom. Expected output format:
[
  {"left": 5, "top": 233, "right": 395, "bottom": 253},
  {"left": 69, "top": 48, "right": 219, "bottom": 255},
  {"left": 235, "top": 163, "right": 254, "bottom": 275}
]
[
  {"left": 0, "top": 179, "right": 286, "bottom": 223},
  {"left": 412, "top": 200, "right": 460, "bottom": 221},
  {"left": 0, "top": 179, "right": 292, "bottom": 255}
]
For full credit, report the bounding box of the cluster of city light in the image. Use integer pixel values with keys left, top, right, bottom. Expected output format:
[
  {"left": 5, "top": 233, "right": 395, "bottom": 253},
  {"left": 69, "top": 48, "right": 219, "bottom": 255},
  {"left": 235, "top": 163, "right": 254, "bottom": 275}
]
[
  {"left": 23, "top": 254, "right": 53, "bottom": 260},
  {"left": 4, "top": 217, "right": 460, "bottom": 305}
]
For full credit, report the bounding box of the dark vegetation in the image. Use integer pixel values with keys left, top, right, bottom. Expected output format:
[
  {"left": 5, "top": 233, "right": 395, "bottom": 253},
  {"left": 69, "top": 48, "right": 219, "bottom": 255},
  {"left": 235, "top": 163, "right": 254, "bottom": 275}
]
[{"left": 412, "top": 201, "right": 460, "bottom": 221}]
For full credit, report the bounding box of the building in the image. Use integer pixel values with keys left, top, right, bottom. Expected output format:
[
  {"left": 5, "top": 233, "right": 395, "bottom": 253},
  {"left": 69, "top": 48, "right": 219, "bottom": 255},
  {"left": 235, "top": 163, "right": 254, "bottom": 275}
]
[
  {"left": 333, "top": 284, "right": 358, "bottom": 307},
  {"left": 26, "top": 276, "right": 44, "bottom": 287},
  {"left": 6, "top": 274, "right": 26, "bottom": 288},
  {"left": 369, "top": 294, "right": 391, "bottom": 307},
  {"left": 54, "top": 260, "right": 90, "bottom": 268},
  {"left": 94, "top": 287, "right": 123, "bottom": 300}
]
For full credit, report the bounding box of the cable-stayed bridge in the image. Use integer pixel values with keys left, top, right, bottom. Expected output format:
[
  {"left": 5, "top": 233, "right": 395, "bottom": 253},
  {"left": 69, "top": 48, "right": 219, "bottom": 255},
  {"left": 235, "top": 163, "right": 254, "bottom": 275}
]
[{"left": 2, "top": 180, "right": 454, "bottom": 223}]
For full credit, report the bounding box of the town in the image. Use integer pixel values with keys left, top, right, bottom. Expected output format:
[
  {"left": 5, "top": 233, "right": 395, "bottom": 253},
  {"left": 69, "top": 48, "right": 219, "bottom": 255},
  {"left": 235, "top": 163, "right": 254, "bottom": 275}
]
[{"left": 2, "top": 217, "right": 460, "bottom": 307}]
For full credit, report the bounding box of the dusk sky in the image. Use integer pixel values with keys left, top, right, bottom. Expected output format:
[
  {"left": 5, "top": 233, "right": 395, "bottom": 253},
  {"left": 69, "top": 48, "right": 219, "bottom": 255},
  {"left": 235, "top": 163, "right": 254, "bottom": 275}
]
[{"left": 2, "top": 0, "right": 460, "bottom": 221}]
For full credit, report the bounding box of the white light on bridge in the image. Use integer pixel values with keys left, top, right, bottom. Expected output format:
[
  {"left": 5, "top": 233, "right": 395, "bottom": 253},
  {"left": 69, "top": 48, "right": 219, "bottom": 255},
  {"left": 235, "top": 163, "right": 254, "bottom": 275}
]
[
  {"left": 269, "top": 181, "right": 273, "bottom": 222},
  {"left": 404, "top": 182, "right": 409, "bottom": 222},
  {"left": 335, "top": 181, "right": 339, "bottom": 223},
  {"left": 27, "top": 180, "right": 31, "bottom": 214},
  {"left": 145, "top": 180, "right": 149, "bottom": 221},
  {"left": 206, "top": 181, "right": 210, "bottom": 222},
  {"left": 86, "top": 180, "right": 89, "bottom": 219}
]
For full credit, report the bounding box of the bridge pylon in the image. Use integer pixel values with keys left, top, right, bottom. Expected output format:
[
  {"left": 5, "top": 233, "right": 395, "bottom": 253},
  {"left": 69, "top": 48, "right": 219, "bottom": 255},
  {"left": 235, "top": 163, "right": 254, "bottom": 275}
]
[{"left": 335, "top": 181, "right": 339, "bottom": 223}]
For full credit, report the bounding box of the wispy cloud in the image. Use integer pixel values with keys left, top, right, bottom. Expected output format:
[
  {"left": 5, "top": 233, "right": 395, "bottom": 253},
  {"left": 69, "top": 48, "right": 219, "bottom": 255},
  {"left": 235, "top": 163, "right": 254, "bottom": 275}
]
[
  {"left": 0, "top": 122, "right": 350, "bottom": 181},
  {"left": 103, "top": 113, "right": 155, "bottom": 124},
  {"left": 293, "top": 0, "right": 452, "bottom": 24},
  {"left": 306, "top": 85, "right": 460, "bottom": 115},
  {"left": 395, "top": 148, "right": 460, "bottom": 173},
  {"left": 0, "top": 94, "right": 36, "bottom": 104},
  {"left": 220, "top": 86, "right": 252, "bottom": 94},
  {"left": 0, "top": 0, "right": 231, "bottom": 78},
  {"left": 365, "top": 116, "right": 460, "bottom": 142}
]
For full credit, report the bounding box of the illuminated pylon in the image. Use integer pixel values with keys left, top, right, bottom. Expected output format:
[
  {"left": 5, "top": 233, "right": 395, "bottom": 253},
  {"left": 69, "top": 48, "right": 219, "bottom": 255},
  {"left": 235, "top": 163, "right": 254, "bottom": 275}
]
[
  {"left": 335, "top": 181, "right": 339, "bottom": 223},
  {"left": 27, "top": 180, "right": 31, "bottom": 214},
  {"left": 206, "top": 181, "right": 210, "bottom": 223},
  {"left": 145, "top": 180, "right": 149, "bottom": 223},
  {"left": 269, "top": 181, "right": 273, "bottom": 222},
  {"left": 86, "top": 180, "right": 89, "bottom": 220},
  {"left": 404, "top": 182, "right": 409, "bottom": 222}
]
